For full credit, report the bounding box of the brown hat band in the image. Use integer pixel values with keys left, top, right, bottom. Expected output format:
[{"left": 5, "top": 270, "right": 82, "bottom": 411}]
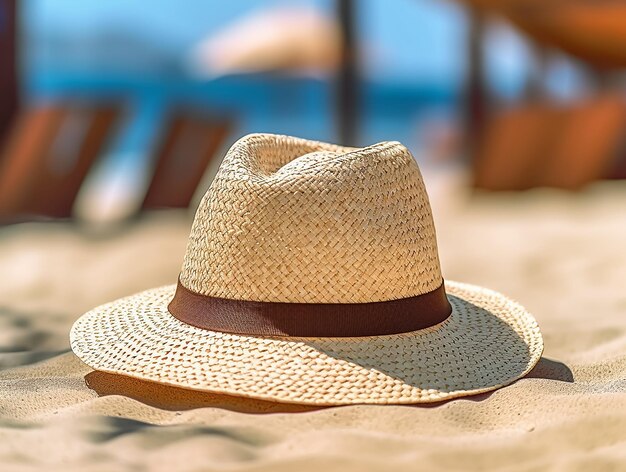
[{"left": 168, "top": 279, "right": 452, "bottom": 337}]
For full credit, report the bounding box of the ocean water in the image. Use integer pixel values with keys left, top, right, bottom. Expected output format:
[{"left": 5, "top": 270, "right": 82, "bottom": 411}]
[
  {"left": 25, "top": 71, "right": 459, "bottom": 219},
  {"left": 27, "top": 71, "right": 459, "bottom": 164}
]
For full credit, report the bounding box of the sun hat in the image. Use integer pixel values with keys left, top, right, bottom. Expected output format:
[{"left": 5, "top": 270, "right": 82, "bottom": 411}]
[{"left": 70, "top": 133, "right": 543, "bottom": 405}]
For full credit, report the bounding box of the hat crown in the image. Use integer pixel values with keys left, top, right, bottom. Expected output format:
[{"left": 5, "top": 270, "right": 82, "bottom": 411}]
[{"left": 179, "top": 133, "right": 442, "bottom": 303}]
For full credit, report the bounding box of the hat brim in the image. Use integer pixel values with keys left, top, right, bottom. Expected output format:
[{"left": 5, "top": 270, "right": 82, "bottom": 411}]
[{"left": 70, "top": 281, "right": 543, "bottom": 405}]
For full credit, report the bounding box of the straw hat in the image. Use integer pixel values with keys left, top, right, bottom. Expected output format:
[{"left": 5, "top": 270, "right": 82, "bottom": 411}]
[{"left": 71, "top": 134, "right": 543, "bottom": 405}]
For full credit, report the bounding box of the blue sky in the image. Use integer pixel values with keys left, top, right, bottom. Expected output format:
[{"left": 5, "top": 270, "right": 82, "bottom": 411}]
[
  {"left": 24, "top": 0, "right": 470, "bottom": 85},
  {"left": 19, "top": 0, "right": 551, "bottom": 217}
]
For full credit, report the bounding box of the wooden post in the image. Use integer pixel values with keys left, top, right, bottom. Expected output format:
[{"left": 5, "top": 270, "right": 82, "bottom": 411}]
[
  {"left": 465, "top": 9, "right": 486, "bottom": 161},
  {"left": 336, "top": 0, "right": 359, "bottom": 146},
  {"left": 0, "top": 0, "right": 19, "bottom": 148}
]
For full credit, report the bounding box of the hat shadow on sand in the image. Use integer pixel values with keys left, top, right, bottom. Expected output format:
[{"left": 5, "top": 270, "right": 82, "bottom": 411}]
[
  {"left": 84, "top": 371, "right": 321, "bottom": 414},
  {"left": 85, "top": 355, "right": 572, "bottom": 414},
  {"left": 85, "top": 353, "right": 571, "bottom": 414},
  {"left": 84, "top": 302, "right": 572, "bottom": 414}
]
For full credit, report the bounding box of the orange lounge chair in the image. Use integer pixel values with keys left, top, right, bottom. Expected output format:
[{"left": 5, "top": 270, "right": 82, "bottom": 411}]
[
  {"left": 473, "top": 103, "right": 564, "bottom": 190},
  {"left": 0, "top": 102, "right": 121, "bottom": 222},
  {"left": 538, "top": 95, "right": 626, "bottom": 189},
  {"left": 141, "top": 110, "right": 232, "bottom": 210}
]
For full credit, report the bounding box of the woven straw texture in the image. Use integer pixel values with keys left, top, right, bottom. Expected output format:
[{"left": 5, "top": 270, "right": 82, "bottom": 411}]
[
  {"left": 70, "top": 281, "right": 542, "bottom": 405},
  {"left": 180, "top": 134, "right": 442, "bottom": 302},
  {"left": 70, "top": 133, "right": 543, "bottom": 405}
]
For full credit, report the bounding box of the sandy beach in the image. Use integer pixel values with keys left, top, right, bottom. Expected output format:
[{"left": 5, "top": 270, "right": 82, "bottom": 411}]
[{"left": 1, "top": 174, "right": 625, "bottom": 471}]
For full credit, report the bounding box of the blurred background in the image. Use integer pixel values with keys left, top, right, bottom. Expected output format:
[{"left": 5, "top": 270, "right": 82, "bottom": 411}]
[
  {"left": 1, "top": 0, "right": 626, "bottom": 224},
  {"left": 1, "top": 0, "right": 625, "bottom": 396}
]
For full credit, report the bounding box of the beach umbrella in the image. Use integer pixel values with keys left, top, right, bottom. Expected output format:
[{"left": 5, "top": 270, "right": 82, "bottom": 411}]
[
  {"left": 504, "top": 2, "right": 626, "bottom": 69},
  {"left": 188, "top": 6, "right": 341, "bottom": 78},
  {"left": 458, "top": 0, "right": 626, "bottom": 69}
]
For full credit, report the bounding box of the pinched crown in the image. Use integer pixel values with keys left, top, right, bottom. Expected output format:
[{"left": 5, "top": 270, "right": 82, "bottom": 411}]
[{"left": 179, "top": 133, "right": 442, "bottom": 303}]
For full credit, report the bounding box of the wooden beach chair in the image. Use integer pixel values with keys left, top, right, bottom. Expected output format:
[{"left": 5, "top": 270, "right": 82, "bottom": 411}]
[
  {"left": 472, "top": 103, "right": 564, "bottom": 190},
  {"left": 538, "top": 95, "right": 626, "bottom": 189},
  {"left": 0, "top": 102, "right": 121, "bottom": 222},
  {"left": 141, "top": 111, "right": 232, "bottom": 210},
  {"left": 472, "top": 97, "right": 626, "bottom": 190}
]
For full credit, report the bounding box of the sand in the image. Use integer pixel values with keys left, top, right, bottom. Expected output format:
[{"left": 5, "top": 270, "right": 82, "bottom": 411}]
[{"left": 1, "top": 175, "right": 625, "bottom": 471}]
